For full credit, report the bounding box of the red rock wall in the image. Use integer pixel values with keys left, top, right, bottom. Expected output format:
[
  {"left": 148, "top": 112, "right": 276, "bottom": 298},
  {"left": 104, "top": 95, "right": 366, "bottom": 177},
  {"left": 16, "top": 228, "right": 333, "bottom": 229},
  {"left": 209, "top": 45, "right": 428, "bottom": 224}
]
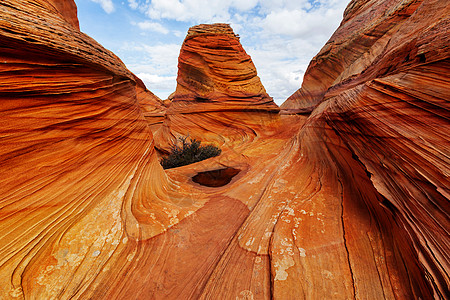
[
  {"left": 169, "top": 23, "right": 279, "bottom": 114},
  {"left": 282, "top": 0, "right": 450, "bottom": 297},
  {"left": 0, "top": 0, "right": 448, "bottom": 299},
  {"left": 0, "top": 1, "right": 192, "bottom": 298}
]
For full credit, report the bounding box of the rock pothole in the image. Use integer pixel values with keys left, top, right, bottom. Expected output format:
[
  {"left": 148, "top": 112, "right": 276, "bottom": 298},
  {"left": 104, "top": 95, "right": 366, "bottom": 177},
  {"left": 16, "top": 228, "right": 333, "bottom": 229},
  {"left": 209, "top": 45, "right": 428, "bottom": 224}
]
[{"left": 192, "top": 167, "right": 240, "bottom": 187}]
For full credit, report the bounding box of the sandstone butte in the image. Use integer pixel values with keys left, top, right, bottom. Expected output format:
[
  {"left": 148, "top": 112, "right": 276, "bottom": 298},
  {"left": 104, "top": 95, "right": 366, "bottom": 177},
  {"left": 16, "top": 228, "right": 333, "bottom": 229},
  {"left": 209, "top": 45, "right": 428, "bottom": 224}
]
[{"left": 0, "top": 0, "right": 448, "bottom": 299}]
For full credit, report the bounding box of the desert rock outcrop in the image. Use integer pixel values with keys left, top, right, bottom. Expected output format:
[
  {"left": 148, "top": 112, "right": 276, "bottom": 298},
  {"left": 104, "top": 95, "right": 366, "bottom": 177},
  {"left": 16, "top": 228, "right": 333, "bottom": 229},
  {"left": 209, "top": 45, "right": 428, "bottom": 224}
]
[
  {"left": 282, "top": 0, "right": 449, "bottom": 297},
  {"left": 0, "top": 0, "right": 448, "bottom": 299},
  {"left": 168, "top": 23, "right": 279, "bottom": 114},
  {"left": 155, "top": 23, "right": 280, "bottom": 152}
]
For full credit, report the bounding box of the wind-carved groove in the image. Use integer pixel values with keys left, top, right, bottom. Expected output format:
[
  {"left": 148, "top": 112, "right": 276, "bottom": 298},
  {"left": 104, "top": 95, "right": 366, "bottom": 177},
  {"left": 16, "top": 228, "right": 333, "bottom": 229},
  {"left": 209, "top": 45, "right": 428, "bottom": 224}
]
[
  {"left": 1, "top": 0, "right": 448, "bottom": 298},
  {"left": 336, "top": 176, "right": 357, "bottom": 299},
  {"left": 366, "top": 231, "right": 388, "bottom": 300}
]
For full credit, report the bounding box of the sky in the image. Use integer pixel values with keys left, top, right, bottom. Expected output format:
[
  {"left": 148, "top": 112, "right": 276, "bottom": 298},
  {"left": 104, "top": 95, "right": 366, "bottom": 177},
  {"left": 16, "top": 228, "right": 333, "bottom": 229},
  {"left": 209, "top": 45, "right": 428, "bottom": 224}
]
[{"left": 74, "top": 0, "right": 349, "bottom": 105}]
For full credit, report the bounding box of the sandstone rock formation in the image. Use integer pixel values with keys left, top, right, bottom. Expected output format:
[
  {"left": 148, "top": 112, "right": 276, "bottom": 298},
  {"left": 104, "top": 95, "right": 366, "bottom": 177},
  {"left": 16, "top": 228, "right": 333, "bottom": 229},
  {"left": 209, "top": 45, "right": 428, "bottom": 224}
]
[
  {"left": 281, "top": 0, "right": 450, "bottom": 298},
  {"left": 168, "top": 23, "right": 279, "bottom": 114},
  {"left": 154, "top": 23, "right": 280, "bottom": 152},
  {"left": 134, "top": 75, "right": 167, "bottom": 132},
  {"left": 0, "top": 0, "right": 448, "bottom": 299}
]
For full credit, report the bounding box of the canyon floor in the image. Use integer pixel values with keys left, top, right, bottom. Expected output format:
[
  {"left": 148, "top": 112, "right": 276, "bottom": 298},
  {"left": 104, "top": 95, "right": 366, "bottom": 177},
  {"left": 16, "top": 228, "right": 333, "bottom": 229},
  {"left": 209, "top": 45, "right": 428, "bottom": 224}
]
[{"left": 0, "top": 0, "right": 448, "bottom": 299}]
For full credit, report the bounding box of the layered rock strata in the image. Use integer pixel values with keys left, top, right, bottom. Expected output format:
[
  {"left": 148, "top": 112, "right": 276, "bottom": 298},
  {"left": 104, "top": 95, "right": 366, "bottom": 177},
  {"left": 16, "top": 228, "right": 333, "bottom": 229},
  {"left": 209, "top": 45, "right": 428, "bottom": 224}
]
[
  {"left": 0, "top": 1, "right": 203, "bottom": 298},
  {"left": 282, "top": 0, "right": 450, "bottom": 297},
  {"left": 168, "top": 23, "right": 279, "bottom": 114},
  {"left": 0, "top": 0, "right": 448, "bottom": 299},
  {"left": 156, "top": 24, "right": 280, "bottom": 152}
]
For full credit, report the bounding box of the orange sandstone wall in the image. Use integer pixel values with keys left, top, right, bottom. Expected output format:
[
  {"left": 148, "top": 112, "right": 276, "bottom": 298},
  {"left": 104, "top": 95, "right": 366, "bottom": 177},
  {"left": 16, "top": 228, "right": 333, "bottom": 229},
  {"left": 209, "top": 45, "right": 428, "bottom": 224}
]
[
  {"left": 282, "top": 0, "right": 450, "bottom": 297},
  {"left": 0, "top": 1, "right": 198, "bottom": 298},
  {"left": 0, "top": 0, "right": 448, "bottom": 299},
  {"left": 169, "top": 23, "right": 279, "bottom": 114}
]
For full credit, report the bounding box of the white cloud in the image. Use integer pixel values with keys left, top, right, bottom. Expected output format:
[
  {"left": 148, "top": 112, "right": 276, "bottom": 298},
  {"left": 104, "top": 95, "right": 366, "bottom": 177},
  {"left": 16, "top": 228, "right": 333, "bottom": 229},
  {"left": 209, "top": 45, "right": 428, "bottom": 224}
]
[
  {"left": 230, "top": 0, "right": 258, "bottom": 12},
  {"left": 137, "top": 73, "right": 177, "bottom": 97},
  {"left": 245, "top": 40, "right": 310, "bottom": 104},
  {"left": 118, "top": 42, "right": 181, "bottom": 99},
  {"left": 90, "top": 0, "right": 115, "bottom": 14},
  {"left": 262, "top": 6, "right": 345, "bottom": 38},
  {"left": 146, "top": 0, "right": 233, "bottom": 22},
  {"left": 128, "top": 0, "right": 139, "bottom": 10},
  {"left": 105, "top": 0, "right": 349, "bottom": 103},
  {"left": 134, "top": 21, "right": 170, "bottom": 34},
  {"left": 132, "top": 0, "right": 259, "bottom": 23},
  {"left": 120, "top": 42, "right": 181, "bottom": 74}
]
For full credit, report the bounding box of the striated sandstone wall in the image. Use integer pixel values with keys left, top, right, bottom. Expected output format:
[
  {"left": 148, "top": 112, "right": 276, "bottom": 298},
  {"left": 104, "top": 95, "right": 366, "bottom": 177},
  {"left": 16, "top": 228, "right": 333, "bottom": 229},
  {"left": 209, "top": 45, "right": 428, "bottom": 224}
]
[
  {"left": 0, "top": 1, "right": 202, "bottom": 298},
  {"left": 0, "top": 0, "right": 448, "bottom": 299},
  {"left": 168, "top": 23, "right": 279, "bottom": 114},
  {"left": 282, "top": 0, "right": 449, "bottom": 298}
]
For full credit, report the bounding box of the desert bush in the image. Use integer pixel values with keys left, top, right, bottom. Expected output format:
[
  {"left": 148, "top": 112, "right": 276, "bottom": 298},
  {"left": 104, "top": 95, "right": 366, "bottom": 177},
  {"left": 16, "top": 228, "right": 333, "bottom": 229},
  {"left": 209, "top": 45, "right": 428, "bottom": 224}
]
[{"left": 161, "top": 136, "right": 221, "bottom": 169}]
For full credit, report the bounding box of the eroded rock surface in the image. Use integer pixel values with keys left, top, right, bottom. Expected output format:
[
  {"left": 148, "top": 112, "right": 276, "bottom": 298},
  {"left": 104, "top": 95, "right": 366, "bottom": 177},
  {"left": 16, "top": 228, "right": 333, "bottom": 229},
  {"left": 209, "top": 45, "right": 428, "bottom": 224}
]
[
  {"left": 154, "top": 24, "right": 280, "bottom": 153},
  {"left": 0, "top": 0, "right": 448, "bottom": 299},
  {"left": 282, "top": 0, "right": 449, "bottom": 298},
  {"left": 168, "top": 23, "right": 279, "bottom": 114}
]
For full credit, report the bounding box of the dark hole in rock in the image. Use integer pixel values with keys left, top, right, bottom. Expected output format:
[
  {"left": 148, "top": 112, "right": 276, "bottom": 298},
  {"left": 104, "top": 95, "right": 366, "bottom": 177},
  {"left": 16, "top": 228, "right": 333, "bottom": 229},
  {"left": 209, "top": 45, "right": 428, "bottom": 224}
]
[
  {"left": 418, "top": 53, "right": 426, "bottom": 63},
  {"left": 192, "top": 167, "right": 240, "bottom": 187}
]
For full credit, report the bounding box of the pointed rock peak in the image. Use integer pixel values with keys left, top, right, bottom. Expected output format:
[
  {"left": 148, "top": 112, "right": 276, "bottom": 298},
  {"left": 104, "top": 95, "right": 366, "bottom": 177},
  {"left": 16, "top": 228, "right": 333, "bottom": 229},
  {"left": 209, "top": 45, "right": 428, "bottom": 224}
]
[
  {"left": 168, "top": 23, "right": 279, "bottom": 114},
  {"left": 186, "top": 23, "right": 238, "bottom": 38}
]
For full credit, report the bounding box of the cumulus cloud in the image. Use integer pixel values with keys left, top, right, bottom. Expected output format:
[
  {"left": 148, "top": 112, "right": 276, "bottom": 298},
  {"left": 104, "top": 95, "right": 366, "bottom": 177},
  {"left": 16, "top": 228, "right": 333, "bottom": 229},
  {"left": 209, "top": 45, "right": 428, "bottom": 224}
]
[
  {"left": 90, "top": 0, "right": 114, "bottom": 14},
  {"left": 119, "top": 42, "right": 181, "bottom": 99},
  {"left": 136, "top": 73, "right": 177, "bottom": 94},
  {"left": 120, "top": 0, "right": 348, "bottom": 104},
  {"left": 128, "top": 0, "right": 139, "bottom": 10},
  {"left": 262, "top": 7, "right": 345, "bottom": 38},
  {"left": 133, "top": 21, "right": 170, "bottom": 34},
  {"left": 146, "top": 0, "right": 230, "bottom": 22},
  {"left": 128, "top": 0, "right": 259, "bottom": 23},
  {"left": 229, "top": 0, "right": 259, "bottom": 12},
  {"left": 245, "top": 39, "right": 310, "bottom": 103}
]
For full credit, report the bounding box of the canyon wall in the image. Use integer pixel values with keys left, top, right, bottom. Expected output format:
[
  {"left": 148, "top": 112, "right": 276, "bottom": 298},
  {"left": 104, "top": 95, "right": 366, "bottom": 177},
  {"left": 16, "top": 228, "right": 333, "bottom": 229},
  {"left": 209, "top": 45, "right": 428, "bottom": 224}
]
[
  {"left": 169, "top": 23, "right": 279, "bottom": 114},
  {"left": 0, "top": 0, "right": 448, "bottom": 299},
  {"left": 282, "top": 0, "right": 449, "bottom": 298},
  {"left": 0, "top": 1, "right": 197, "bottom": 298},
  {"left": 154, "top": 23, "right": 280, "bottom": 152}
]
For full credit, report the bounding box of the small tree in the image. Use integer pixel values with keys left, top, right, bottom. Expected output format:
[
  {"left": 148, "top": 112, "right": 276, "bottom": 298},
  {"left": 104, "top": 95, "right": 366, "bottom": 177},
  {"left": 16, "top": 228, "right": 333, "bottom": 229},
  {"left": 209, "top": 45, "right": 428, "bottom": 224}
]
[{"left": 161, "top": 136, "right": 221, "bottom": 169}]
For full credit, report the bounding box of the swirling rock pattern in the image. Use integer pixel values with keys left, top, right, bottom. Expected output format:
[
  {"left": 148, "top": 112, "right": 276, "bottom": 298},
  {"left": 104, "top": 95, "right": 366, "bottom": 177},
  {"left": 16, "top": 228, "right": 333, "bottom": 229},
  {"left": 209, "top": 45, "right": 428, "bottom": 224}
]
[
  {"left": 0, "top": 0, "right": 448, "bottom": 299},
  {"left": 282, "top": 0, "right": 449, "bottom": 298},
  {"left": 155, "top": 24, "right": 280, "bottom": 152},
  {"left": 168, "top": 23, "right": 279, "bottom": 114},
  {"left": 0, "top": 1, "right": 197, "bottom": 298}
]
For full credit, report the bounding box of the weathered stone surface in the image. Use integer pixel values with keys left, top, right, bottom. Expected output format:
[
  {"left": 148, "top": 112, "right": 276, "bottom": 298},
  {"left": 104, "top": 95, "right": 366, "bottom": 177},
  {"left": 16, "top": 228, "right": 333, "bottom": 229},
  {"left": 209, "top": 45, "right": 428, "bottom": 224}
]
[
  {"left": 45, "top": 0, "right": 79, "bottom": 29},
  {"left": 0, "top": 1, "right": 187, "bottom": 298},
  {"left": 282, "top": 0, "right": 450, "bottom": 298},
  {"left": 155, "top": 24, "right": 280, "bottom": 152},
  {"left": 168, "top": 23, "right": 279, "bottom": 114},
  {"left": 134, "top": 75, "right": 167, "bottom": 132},
  {"left": 0, "top": 0, "right": 448, "bottom": 299}
]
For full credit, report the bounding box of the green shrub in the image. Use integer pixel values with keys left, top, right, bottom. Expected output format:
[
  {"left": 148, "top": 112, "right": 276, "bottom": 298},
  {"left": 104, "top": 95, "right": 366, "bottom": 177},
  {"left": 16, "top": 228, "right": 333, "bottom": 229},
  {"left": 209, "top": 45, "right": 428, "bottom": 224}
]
[{"left": 161, "top": 136, "right": 221, "bottom": 169}]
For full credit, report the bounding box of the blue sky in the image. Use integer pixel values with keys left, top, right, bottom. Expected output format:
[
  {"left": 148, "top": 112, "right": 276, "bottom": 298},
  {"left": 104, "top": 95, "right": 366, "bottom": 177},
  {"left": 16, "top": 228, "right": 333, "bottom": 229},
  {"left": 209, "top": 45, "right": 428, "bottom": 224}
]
[{"left": 74, "top": 0, "right": 348, "bottom": 105}]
